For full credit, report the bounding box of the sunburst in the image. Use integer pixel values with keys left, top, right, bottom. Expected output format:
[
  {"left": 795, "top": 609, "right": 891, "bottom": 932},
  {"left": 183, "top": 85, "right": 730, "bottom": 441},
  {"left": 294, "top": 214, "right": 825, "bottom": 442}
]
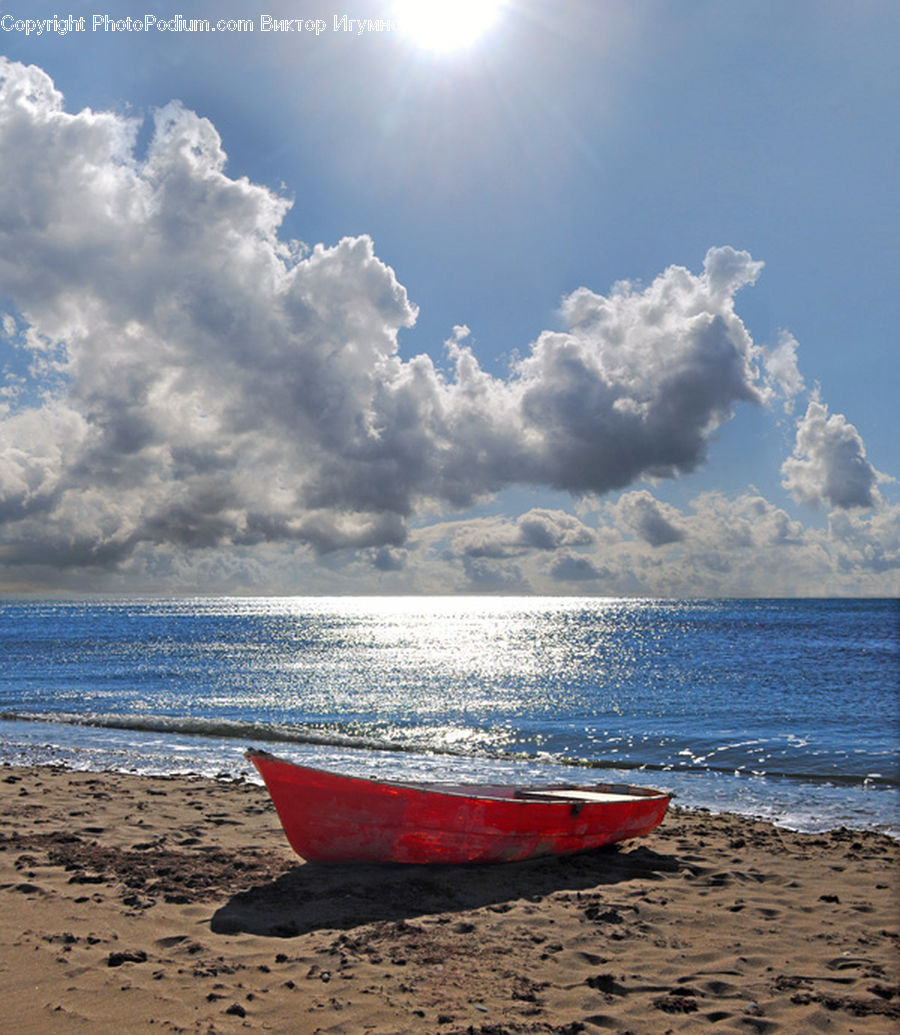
[{"left": 393, "top": 0, "right": 506, "bottom": 54}]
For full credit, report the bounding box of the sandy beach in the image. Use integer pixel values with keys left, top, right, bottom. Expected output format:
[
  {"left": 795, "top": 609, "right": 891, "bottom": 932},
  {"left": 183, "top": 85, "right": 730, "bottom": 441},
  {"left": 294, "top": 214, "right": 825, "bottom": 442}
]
[{"left": 1, "top": 765, "right": 897, "bottom": 1034}]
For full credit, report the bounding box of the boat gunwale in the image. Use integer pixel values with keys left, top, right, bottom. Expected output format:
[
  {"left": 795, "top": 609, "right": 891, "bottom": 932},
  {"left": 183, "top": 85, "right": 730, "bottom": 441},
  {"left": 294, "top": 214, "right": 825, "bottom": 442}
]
[{"left": 245, "top": 749, "right": 670, "bottom": 806}]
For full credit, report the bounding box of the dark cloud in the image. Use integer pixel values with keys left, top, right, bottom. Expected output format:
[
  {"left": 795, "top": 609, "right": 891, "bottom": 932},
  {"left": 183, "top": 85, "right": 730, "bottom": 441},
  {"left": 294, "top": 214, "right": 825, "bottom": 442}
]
[
  {"left": 549, "top": 551, "right": 606, "bottom": 583},
  {"left": 449, "top": 509, "right": 595, "bottom": 559},
  {"left": 461, "top": 555, "right": 529, "bottom": 592},
  {"left": 613, "top": 490, "right": 685, "bottom": 547},
  {"left": 371, "top": 546, "right": 407, "bottom": 572}
]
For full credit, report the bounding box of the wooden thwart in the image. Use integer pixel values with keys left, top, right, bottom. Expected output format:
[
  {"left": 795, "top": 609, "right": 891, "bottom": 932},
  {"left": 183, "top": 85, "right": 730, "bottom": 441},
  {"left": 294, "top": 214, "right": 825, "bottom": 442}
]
[{"left": 516, "top": 788, "right": 656, "bottom": 804}]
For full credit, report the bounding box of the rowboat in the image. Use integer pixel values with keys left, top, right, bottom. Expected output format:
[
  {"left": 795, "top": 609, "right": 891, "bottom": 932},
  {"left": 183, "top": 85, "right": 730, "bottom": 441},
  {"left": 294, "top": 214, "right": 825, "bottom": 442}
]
[{"left": 246, "top": 749, "right": 671, "bottom": 864}]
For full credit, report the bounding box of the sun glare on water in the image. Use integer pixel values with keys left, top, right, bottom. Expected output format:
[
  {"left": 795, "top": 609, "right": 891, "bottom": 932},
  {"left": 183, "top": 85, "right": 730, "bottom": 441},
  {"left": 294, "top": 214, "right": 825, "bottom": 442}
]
[{"left": 393, "top": 0, "right": 505, "bottom": 53}]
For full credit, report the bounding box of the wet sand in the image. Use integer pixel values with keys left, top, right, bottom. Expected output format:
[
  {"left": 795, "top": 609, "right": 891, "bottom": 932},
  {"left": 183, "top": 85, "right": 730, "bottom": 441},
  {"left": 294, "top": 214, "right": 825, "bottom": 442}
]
[{"left": 1, "top": 764, "right": 897, "bottom": 1033}]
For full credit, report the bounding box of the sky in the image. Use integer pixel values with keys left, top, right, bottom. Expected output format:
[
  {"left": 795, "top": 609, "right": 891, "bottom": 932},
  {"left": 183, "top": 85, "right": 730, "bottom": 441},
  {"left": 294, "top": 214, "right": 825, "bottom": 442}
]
[{"left": 0, "top": 0, "right": 897, "bottom": 597}]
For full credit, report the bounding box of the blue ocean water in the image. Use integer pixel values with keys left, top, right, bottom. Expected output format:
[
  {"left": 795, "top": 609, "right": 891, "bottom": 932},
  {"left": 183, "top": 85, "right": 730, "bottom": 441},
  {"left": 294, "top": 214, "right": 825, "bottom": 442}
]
[{"left": 1, "top": 597, "right": 897, "bottom": 836}]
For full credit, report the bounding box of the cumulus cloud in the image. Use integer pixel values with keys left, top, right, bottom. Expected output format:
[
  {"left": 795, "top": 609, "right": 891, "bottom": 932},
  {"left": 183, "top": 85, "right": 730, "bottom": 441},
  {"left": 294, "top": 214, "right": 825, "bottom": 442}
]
[
  {"left": 407, "top": 486, "right": 897, "bottom": 597},
  {"left": 828, "top": 505, "right": 900, "bottom": 575},
  {"left": 548, "top": 551, "right": 607, "bottom": 583},
  {"left": 449, "top": 509, "right": 595, "bottom": 560},
  {"left": 0, "top": 60, "right": 806, "bottom": 580},
  {"left": 764, "top": 331, "right": 805, "bottom": 411},
  {"left": 781, "top": 396, "right": 881, "bottom": 510},
  {"left": 513, "top": 245, "right": 767, "bottom": 495},
  {"left": 0, "top": 59, "right": 418, "bottom": 566},
  {"left": 565, "top": 489, "right": 892, "bottom": 596},
  {"left": 460, "top": 556, "right": 528, "bottom": 592},
  {"left": 370, "top": 545, "right": 407, "bottom": 572},
  {"left": 612, "top": 490, "right": 685, "bottom": 546}
]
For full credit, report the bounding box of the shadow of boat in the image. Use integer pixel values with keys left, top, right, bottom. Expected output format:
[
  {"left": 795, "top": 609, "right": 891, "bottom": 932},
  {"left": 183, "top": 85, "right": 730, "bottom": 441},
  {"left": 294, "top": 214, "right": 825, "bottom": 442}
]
[{"left": 210, "top": 842, "right": 679, "bottom": 938}]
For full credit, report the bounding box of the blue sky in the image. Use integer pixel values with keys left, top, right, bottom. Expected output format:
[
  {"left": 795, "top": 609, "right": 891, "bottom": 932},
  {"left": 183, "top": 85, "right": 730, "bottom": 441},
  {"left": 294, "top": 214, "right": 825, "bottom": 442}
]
[{"left": 0, "top": 0, "right": 897, "bottom": 595}]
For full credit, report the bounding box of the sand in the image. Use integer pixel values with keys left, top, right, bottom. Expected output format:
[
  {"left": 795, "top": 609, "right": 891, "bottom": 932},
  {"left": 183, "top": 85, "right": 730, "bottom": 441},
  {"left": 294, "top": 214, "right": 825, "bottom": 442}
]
[{"left": 0, "top": 764, "right": 897, "bottom": 1034}]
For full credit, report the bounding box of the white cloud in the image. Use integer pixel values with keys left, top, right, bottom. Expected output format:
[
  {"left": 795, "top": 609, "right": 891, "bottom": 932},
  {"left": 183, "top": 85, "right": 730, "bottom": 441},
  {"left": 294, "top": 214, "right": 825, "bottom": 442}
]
[
  {"left": 611, "top": 490, "right": 685, "bottom": 546},
  {"left": 781, "top": 396, "right": 881, "bottom": 510},
  {"left": 828, "top": 505, "right": 900, "bottom": 576},
  {"left": 513, "top": 245, "right": 767, "bottom": 494},
  {"left": 764, "top": 330, "right": 805, "bottom": 411},
  {"left": 0, "top": 59, "right": 894, "bottom": 599},
  {"left": 408, "top": 487, "right": 898, "bottom": 597},
  {"left": 448, "top": 509, "right": 595, "bottom": 560},
  {"left": 574, "top": 489, "right": 894, "bottom": 596},
  {"left": 0, "top": 59, "right": 420, "bottom": 566}
]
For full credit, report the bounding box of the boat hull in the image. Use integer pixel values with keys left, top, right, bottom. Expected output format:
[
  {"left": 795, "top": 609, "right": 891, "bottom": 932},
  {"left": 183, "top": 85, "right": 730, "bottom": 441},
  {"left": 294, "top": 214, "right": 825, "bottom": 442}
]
[{"left": 247, "top": 750, "right": 670, "bottom": 865}]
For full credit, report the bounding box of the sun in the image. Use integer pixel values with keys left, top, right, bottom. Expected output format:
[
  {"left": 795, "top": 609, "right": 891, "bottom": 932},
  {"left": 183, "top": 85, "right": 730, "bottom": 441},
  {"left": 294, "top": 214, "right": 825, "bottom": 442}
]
[{"left": 393, "top": 0, "right": 505, "bottom": 54}]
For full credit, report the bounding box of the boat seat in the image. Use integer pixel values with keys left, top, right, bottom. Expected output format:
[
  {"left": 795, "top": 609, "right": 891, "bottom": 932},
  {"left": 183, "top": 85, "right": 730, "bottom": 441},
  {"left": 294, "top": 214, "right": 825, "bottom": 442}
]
[{"left": 516, "top": 789, "right": 648, "bottom": 803}]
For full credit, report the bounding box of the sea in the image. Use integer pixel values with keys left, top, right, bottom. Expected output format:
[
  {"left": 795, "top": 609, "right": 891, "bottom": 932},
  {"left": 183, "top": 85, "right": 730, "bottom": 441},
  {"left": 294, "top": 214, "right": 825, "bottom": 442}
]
[{"left": 1, "top": 597, "right": 897, "bottom": 837}]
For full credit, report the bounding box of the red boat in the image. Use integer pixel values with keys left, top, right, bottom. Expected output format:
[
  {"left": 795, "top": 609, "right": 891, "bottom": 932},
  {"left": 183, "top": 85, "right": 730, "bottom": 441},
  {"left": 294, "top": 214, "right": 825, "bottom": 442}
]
[{"left": 246, "top": 750, "right": 671, "bottom": 865}]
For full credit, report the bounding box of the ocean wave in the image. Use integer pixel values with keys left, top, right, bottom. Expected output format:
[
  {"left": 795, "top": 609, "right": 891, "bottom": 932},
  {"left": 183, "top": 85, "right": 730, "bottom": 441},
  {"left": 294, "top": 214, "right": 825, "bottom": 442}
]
[
  {"left": 2, "top": 709, "right": 896, "bottom": 789},
  {"left": 0, "top": 709, "right": 423, "bottom": 755}
]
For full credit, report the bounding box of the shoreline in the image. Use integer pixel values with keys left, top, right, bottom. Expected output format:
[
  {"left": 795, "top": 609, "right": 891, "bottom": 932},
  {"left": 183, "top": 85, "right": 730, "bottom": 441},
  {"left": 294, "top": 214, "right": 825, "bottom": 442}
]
[
  {"left": 2, "top": 763, "right": 898, "bottom": 1033},
  {"left": 4, "top": 733, "right": 898, "bottom": 841}
]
